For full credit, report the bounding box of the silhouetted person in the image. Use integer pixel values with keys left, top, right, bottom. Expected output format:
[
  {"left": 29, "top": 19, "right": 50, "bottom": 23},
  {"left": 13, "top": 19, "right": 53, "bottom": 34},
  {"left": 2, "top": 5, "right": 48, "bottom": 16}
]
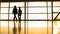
[
  {"left": 18, "top": 7, "right": 22, "bottom": 34},
  {"left": 12, "top": 6, "right": 17, "bottom": 21},
  {"left": 18, "top": 7, "right": 22, "bottom": 21}
]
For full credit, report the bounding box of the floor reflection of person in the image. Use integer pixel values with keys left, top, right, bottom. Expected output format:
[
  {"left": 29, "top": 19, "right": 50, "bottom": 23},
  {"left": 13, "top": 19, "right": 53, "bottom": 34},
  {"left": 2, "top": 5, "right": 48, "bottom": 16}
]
[
  {"left": 18, "top": 22, "right": 21, "bottom": 34},
  {"left": 13, "top": 21, "right": 17, "bottom": 34},
  {"left": 18, "top": 7, "right": 22, "bottom": 34},
  {"left": 12, "top": 5, "right": 17, "bottom": 21}
]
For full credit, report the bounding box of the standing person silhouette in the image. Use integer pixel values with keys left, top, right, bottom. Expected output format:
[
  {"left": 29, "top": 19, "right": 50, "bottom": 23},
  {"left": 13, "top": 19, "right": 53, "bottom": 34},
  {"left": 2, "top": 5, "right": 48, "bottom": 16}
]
[
  {"left": 18, "top": 7, "right": 22, "bottom": 21},
  {"left": 12, "top": 5, "right": 17, "bottom": 21},
  {"left": 18, "top": 7, "right": 22, "bottom": 34}
]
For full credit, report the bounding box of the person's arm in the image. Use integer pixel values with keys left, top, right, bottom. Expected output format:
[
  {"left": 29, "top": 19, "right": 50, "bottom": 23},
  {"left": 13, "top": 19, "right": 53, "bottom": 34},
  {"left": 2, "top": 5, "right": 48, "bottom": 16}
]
[
  {"left": 12, "top": 9, "right": 14, "bottom": 14},
  {"left": 17, "top": 9, "right": 19, "bottom": 14},
  {"left": 21, "top": 9, "right": 22, "bottom": 14}
]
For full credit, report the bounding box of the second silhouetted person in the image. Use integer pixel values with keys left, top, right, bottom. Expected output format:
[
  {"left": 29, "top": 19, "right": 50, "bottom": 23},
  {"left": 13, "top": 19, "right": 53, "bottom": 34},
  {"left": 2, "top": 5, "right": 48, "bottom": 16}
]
[{"left": 18, "top": 7, "right": 22, "bottom": 21}]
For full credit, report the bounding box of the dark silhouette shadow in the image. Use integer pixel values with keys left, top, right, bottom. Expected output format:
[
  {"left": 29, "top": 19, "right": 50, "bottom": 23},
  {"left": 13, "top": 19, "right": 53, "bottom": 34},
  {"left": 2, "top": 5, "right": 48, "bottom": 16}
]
[
  {"left": 12, "top": 7, "right": 22, "bottom": 34},
  {"left": 13, "top": 21, "right": 17, "bottom": 34},
  {"left": 12, "top": 5, "right": 17, "bottom": 21},
  {"left": 18, "top": 21, "right": 21, "bottom": 34},
  {"left": 18, "top": 7, "right": 22, "bottom": 34},
  {"left": 18, "top": 7, "right": 22, "bottom": 21}
]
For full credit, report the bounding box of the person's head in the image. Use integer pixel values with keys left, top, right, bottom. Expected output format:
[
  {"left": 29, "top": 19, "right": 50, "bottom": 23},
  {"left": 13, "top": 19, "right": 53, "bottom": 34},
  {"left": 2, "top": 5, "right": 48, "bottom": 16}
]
[
  {"left": 14, "top": 5, "right": 17, "bottom": 9},
  {"left": 19, "top": 7, "right": 21, "bottom": 9}
]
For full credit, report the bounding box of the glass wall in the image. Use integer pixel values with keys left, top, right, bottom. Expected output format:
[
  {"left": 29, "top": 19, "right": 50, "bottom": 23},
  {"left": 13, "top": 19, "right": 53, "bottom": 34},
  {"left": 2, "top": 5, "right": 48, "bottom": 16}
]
[
  {"left": 27, "top": 2, "right": 51, "bottom": 34},
  {"left": 0, "top": 1, "right": 60, "bottom": 34}
]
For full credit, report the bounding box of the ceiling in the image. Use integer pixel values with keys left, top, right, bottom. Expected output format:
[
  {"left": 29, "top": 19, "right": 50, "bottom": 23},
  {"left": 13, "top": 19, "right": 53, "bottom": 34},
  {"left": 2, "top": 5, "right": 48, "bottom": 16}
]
[{"left": 1, "top": 0, "right": 60, "bottom": 2}]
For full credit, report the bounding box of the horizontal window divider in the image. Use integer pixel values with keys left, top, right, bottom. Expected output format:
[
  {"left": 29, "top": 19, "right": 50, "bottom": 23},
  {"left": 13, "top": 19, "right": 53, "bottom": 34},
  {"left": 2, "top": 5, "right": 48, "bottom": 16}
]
[
  {"left": 1, "top": 6, "right": 60, "bottom": 8},
  {"left": 0, "top": 13, "right": 58, "bottom": 14},
  {"left": 0, "top": 13, "right": 54, "bottom": 14},
  {"left": 0, "top": 19, "right": 59, "bottom": 21},
  {"left": 0, "top": 6, "right": 51, "bottom": 8}
]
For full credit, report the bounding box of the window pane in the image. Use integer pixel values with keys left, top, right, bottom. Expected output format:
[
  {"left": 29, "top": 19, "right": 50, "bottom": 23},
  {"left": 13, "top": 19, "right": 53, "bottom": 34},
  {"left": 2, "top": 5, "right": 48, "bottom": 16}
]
[
  {"left": 48, "top": 14, "right": 52, "bottom": 20},
  {"left": 10, "top": 8, "right": 24, "bottom": 13},
  {"left": 10, "top": 2, "right": 24, "bottom": 7},
  {"left": 48, "top": 7, "right": 51, "bottom": 13},
  {"left": 53, "top": 2, "right": 60, "bottom": 6},
  {"left": 53, "top": 7, "right": 60, "bottom": 12},
  {"left": 53, "top": 13, "right": 60, "bottom": 19},
  {"left": 9, "top": 14, "right": 24, "bottom": 20},
  {"left": 48, "top": 2, "right": 51, "bottom": 6},
  {"left": 1, "top": 2, "right": 9, "bottom": 7},
  {"left": 28, "top": 21, "right": 47, "bottom": 34},
  {"left": 28, "top": 8, "right": 47, "bottom": 13},
  {"left": 28, "top": 14, "right": 47, "bottom": 19},
  {"left": 56, "top": 14, "right": 60, "bottom": 19},
  {"left": 53, "top": 13, "right": 58, "bottom": 19},
  {"left": 1, "top": 8, "right": 8, "bottom": 13},
  {"left": 1, "top": 14, "right": 8, "bottom": 19},
  {"left": 1, "top": 21, "right": 8, "bottom": 34},
  {"left": 28, "top": 2, "right": 46, "bottom": 6}
]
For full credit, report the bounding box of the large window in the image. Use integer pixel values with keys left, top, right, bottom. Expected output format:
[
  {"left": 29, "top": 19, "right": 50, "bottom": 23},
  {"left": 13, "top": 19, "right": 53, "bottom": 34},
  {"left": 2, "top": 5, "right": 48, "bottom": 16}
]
[{"left": 0, "top": 1, "right": 60, "bottom": 34}]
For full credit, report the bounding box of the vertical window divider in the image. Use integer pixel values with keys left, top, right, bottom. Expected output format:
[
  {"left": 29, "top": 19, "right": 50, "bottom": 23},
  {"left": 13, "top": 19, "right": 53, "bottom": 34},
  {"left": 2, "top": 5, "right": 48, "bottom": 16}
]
[
  {"left": 27, "top": 1, "right": 28, "bottom": 34},
  {"left": 8, "top": 2, "right": 10, "bottom": 34},
  {"left": 46, "top": 1, "right": 48, "bottom": 34},
  {"left": 24, "top": 1, "right": 26, "bottom": 34},
  {"left": 0, "top": 1, "right": 1, "bottom": 34},
  {"left": 51, "top": 0, "right": 53, "bottom": 34}
]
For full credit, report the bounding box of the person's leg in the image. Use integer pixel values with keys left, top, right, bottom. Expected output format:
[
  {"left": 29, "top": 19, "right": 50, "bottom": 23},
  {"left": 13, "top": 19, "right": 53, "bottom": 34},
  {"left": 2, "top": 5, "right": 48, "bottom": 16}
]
[
  {"left": 14, "top": 14, "right": 17, "bottom": 21},
  {"left": 15, "top": 14, "right": 17, "bottom": 21},
  {"left": 18, "top": 15, "right": 19, "bottom": 20},
  {"left": 13, "top": 14, "right": 15, "bottom": 20},
  {"left": 18, "top": 15, "right": 21, "bottom": 21}
]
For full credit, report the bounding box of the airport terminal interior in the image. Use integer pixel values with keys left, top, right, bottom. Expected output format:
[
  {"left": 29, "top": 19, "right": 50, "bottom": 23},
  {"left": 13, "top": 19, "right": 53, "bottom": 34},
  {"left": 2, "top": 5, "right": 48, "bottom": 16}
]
[{"left": 0, "top": 0, "right": 60, "bottom": 34}]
